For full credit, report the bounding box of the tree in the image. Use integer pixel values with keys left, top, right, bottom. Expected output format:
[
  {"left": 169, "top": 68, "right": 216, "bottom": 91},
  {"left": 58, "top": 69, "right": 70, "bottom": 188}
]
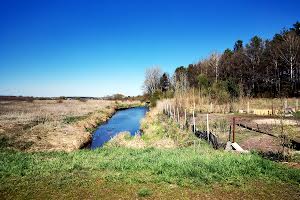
[
  {"left": 143, "top": 67, "right": 162, "bottom": 95},
  {"left": 174, "top": 66, "right": 187, "bottom": 81},
  {"left": 234, "top": 40, "right": 243, "bottom": 52},
  {"left": 197, "top": 74, "right": 209, "bottom": 90},
  {"left": 160, "top": 73, "right": 170, "bottom": 92},
  {"left": 278, "top": 31, "right": 300, "bottom": 94},
  {"left": 173, "top": 68, "right": 189, "bottom": 93},
  {"left": 207, "top": 52, "right": 221, "bottom": 82},
  {"left": 187, "top": 64, "right": 201, "bottom": 87},
  {"left": 290, "top": 21, "right": 300, "bottom": 36},
  {"left": 219, "top": 48, "right": 233, "bottom": 80},
  {"left": 245, "top": 36, "right": 265, "bottom": 95}
]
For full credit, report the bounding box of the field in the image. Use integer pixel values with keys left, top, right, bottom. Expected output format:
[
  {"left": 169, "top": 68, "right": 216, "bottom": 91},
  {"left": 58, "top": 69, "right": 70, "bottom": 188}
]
[
  {"left": 1, "top": 144, "right": 300, "bottom": 199},
  {"left": 162, "top": 95, "right": 300, "bottom": 160},
  {"left": 1, "top": 99, "right": 300, "bottom": 199},
  {"left": 0, "top": 99, "right": 141, "bottom": 152}
]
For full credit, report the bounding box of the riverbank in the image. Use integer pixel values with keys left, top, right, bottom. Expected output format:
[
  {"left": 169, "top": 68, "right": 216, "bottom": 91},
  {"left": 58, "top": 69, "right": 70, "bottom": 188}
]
[{"left": 0, "top": 99, "right": 143, "bottom": 152}]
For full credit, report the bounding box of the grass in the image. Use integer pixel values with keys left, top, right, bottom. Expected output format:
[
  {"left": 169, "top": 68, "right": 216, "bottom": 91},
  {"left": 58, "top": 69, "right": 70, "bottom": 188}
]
[
  {"left": 137, "top": 188, "right": 152, "bottom": 197},
  {"left": 63, "top": 115, "right": 88, "bottom": 124},
  {"left": 1, "top": 98, "right": 300, "bottom": 199},
  {"left": 1, "top": 145, "right": 300, "bottom": 199},
  {"left": 0, "top": 99, "right": 142, "bottom": 151}
]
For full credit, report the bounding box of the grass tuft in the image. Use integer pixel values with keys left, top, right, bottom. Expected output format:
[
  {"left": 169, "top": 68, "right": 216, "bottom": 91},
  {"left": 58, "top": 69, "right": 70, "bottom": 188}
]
[{"left": 137, "top": 187, "right": 152, "bottom": 197}]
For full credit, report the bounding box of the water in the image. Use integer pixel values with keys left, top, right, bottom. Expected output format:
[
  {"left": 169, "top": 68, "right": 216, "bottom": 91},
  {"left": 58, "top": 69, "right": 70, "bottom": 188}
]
[{"left": 90, "top": 106, "right": 148, "bottom": 149}]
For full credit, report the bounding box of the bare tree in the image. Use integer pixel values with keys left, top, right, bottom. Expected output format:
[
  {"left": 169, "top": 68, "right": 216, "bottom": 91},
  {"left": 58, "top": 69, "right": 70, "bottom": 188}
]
[
  {"left": 208, "top": 52, "right": 221, "bottom": 82},
  {"left": 278, "top": 32, "right": 300, "bottom": 83},
  {"left": 143, "top": 67, "right": 162, "bottom": 94},
  {"left": 173, "top": 70, "right": 189, "bottom": 93}
]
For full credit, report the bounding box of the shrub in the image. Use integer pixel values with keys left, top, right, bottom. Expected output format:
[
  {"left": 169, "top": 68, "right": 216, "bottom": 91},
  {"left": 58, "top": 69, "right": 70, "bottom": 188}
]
[
  {"left": 293, "top": 111, "right": 300, "bottom": 119},
  {"left": 150, "top": 90, "right": 162, "bottom": 107}
]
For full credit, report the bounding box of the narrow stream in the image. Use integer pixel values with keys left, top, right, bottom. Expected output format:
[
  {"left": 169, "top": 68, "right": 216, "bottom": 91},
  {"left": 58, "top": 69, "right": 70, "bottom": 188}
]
[{"left": 90, "top": 106, "right": 149, "bottom": 149}]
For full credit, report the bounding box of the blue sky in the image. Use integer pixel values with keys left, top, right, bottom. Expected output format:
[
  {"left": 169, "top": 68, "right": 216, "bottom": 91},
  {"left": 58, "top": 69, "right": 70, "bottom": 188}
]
[{"left": 0, "top": 0, "right": 299, "bottom": 97}]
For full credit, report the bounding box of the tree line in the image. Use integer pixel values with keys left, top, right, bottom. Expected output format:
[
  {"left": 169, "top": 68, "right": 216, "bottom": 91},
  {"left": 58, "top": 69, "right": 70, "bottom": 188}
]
[{"left": 144, "top": 21, "right": 300, "bottom": 101}]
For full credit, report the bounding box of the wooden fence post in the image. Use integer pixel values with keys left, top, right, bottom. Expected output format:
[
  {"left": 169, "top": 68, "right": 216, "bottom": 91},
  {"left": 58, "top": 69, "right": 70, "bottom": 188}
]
[
  {"left": 228, "top": 125, "right": 232, "bottom": 142},
  {"left": 272, "top": 100, "right": 274, "bottom": 115},
  {"left": 284, "top": 99, "right": 288, "bottom": 111},
  {"left": 232, "top": 117, "right": 236, "bottom": 143},
  {"left": 173, "top": 106, "right": 176, "bottom": 121},
  {"left": 296, "top": 99, "right": 299, "bottom": 111},
  {"left": 247, "top": 101, "right": 250, "bottom": 114},
  {"left": 193, "top": 110, "right": 196, "bottom": 133},
  {"left": 184, "top": 109, "right": 187, "bottom": 128},
  {"left": 177, "top": 107, "right": 180, "bottom": 125},
  {"left": 206, "top": 113, "right": 209, "bottom": 142}
]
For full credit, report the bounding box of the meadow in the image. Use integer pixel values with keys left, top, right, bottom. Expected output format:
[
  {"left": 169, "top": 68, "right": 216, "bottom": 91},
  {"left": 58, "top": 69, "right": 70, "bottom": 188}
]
[{"left": 0, "top": 99, "right": 141, "bottom": 152}]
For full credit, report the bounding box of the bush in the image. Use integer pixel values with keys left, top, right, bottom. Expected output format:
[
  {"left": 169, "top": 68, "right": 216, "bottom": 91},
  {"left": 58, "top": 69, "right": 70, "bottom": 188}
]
[
  {"left": 150, "top": 90, "right": 162, "bottom": 107},
  {"left": 211, "top": 81, "right": 230, "bottom": 103},
  {"left": 293, "top": 111, "right": 300, "bottom": 119}
]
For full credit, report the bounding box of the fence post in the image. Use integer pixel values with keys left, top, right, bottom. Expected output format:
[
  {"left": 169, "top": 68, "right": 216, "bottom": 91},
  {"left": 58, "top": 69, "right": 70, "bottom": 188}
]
[
  {"left": 296, "top": 99, "right": 299, "bottom": 111},
  {"left": 173, "top": 106, "right": 176, "bottom": 121},
  {"left": 193, "top": 110, "right": 196, "bottom": 133},
  {"left": 232, "top": 117, "right": 236, "bottom": 143},
  {"left": 247, "top": 101, "right": 250, "bottom": 114},
  {"left": 206, "top": 113, "right": 209, "bottom": 142},
  {"left": 272, "top": 100, "right": 274, "bottom": 115},
  {"left": 228, "top": 125, "right": 232, "bottom": 142},
  {"left": 284, "top": 99, "right": 288, "bottom": 111},
  {"left": 184, "top": 109, "right": 187, "bottom": 128},
  {"left": 177, "top": 107, "right": 180, "bottom": 125}
]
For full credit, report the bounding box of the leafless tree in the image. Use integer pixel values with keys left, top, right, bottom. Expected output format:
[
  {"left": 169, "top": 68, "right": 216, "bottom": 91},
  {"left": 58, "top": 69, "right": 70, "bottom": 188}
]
[
  {"left": 143, "top": 67, "right": 162, "bottom": 94},
  {"left": 208, "top": 52, "right": 221, "bottom": 82},
  {"left": 278, "top": 32, "right": 300, "bottom": 82}
]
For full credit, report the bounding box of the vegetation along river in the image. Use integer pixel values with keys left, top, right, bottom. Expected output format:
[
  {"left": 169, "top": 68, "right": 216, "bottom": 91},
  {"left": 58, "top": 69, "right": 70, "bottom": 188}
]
[{"left": 90, "top": 106, "right": 148, "bottom": 149}]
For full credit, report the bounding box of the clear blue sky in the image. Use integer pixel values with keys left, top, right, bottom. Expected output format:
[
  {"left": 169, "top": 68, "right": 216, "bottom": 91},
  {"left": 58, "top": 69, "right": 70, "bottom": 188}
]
[{"left": 0, "top": 0, "right": 299, "bottom": 97}]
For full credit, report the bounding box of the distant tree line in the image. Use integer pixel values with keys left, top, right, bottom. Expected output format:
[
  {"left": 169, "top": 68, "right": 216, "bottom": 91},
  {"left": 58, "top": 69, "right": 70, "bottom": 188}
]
[{"left": 144, "top": 22, "right": 300, "bottom": 100}]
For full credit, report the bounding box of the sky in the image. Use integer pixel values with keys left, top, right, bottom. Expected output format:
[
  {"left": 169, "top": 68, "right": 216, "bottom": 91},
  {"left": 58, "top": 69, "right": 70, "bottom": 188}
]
[{"left": 0, "top": 0, "right": 299, "bottom": 97}]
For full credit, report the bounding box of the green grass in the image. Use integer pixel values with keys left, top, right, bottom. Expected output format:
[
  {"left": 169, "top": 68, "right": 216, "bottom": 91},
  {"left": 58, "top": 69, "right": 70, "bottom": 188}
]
[
  {"left": 137, "top": 188, "right": 152, "bottom": 197},
  {"left": 1, "top": 145, "right": 299, "bottom": 186},
  {"left": 63, "top": 115, "right": 88, "bottom": 124},
  {"left": 1, "top": 144, "right": 300, "bottom": 199}
]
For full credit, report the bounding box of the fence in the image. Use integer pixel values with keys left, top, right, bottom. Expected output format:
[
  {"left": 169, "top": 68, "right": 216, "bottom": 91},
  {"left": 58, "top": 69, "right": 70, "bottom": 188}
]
[
  {"left": 161, "top": 99, "right": 300, "bottom": 151},
  {"left": 162, "top": 101, "right": 227, "bottom": 150}
]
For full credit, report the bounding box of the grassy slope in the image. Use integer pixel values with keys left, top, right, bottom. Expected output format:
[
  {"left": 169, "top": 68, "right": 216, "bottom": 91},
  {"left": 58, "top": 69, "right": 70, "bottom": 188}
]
[{"left": 1, "top": 144, "right": 300, "bottom": 199}]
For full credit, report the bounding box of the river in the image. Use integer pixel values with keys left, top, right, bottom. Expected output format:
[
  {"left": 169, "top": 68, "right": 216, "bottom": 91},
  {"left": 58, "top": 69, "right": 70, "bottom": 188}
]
[{"left": 90, "top": 106, "right": 148, "bottom": 149}]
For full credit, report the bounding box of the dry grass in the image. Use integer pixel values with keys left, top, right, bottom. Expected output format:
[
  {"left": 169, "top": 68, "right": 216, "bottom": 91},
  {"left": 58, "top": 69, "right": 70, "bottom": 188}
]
[
  {"left": 170, "top": 89, "right": 299, "bottom": 114},
  {"left": 106, "top": 132, "right": 146, "bottom": 149},
  {"left": 0, "top": 99, "right": 141, "bottom": 152}
]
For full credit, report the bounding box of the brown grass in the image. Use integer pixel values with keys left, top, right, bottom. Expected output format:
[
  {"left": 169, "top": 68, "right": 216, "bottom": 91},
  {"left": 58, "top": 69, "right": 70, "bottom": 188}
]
[
  {"left": 171, "top": 89, "right": 299, "bottom": 114},
  {"left": 0, "top": 99, "right": 141, "bottom": 152}
]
